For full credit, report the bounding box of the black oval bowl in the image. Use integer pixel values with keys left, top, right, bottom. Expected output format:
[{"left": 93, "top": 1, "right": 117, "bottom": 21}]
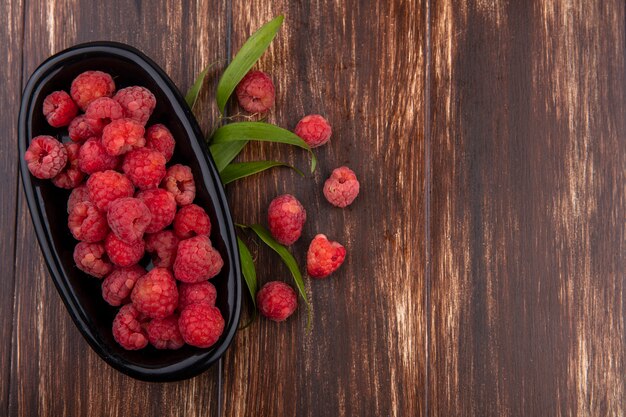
[{"left": 18, "top": 42, "right": 241, "bottom": 382}]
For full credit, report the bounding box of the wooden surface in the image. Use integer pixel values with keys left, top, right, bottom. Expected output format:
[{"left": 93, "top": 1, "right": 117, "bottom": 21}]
[{"left": 1, "top": 1, "right": 623, "bottom": 416}]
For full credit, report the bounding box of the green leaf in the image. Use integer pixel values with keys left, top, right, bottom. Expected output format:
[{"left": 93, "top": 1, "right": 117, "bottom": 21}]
[
  {"left": 220, "top": 160, "right": 304, "bottom": 185},
  {"left": 246, "top": 224, "right": 311, "bottom": 326},
  {"left": 216, "top": 15, "right": 284, "bottom": 113},
  {"left": 209, "top": 141, "right": 249, "bottom": 172},
  {"left": 211, "top": 122, "right": 317, "bottom": 172},
  {"left": 237, "top": 236, "right": 258, "bottom": 307},
  {"left": 185, "top": 65, "right": 210, "bottom": 110}
]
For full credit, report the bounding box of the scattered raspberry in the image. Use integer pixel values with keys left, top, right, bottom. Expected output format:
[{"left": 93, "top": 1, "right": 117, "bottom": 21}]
[
  {"left": 161, "top": 164, "right": 196, "bottom": 206},
  {"left": 70, "top": 70, "right": 116, "bottom": 111},
  {"left": 178, "top": 281, "right": 217, "bottom": 310},
  {"left": 267, "top": 194, "right": 306, "bottom": 245},
  {"left": 67, "top": 184, "right": 90, "bottom": 214},
  {"left": 51, "top": 142, "right": 84, "bottom": 189},
  {"left": 106, "top": 197, "right": 152, "bottom": 243},
  {"left": 84, "top": 97, "right": 123, "bottom": 129},
  {"left": 102, "top": 118, "right": 146, "bottom": 156},
  {"left": 42, "top": 90, "right": 78, "bottom": 127},
  {"left": 24, "top": 135, "right": 68, "bottom": 179},
  {"left": 112, "top": 304, "right": 148, "bottom": 350},
  {"left": 73, "top": 241, "right": 113, "bottom": 278},
  {"left": 104, "top": 232, "right": 145, "bottom": 267},
  {"left": 306, "top": 234, "right": 346, "bottom": 278},
  {"left": 131, "top": 267, "right": 178, "bottom": 319},
  {"left": 173, "top": 235, "right": 223, "bottom": 283},
  {"left": 294, "top": 114, "right": 332, "bottom": 148},
  {"left": 235, "top": 70, "right": 275, "bottom": 113},
  {"left": 77, "top": 138, "right": 120, "bottom": 174},
  {"left": 323, "top": 166, "right": 360, "bottom": 208},
  {"left": 102, "top": 265, "right": 146, "bottom": 306},
  {"left": 113, "top": 86, "right": 156, "bottom": 125},
  {"left": 144, "top": 230, "right": 179, "bottom": 268},
  {"left": 122, "top": 148, "right": 166, "bottom": 190},
  {"left": 87, "top": 170, "right": 134, "bottom": 211},
  {"left": 68, "top": 115, "right": 102, "bottom": 142},
  {"left": 178, "top": 303, "right": 224, "bottom": 348},
  {"left": 68, "top": 201, "right": 109, "bottom": 242},
  {"left": 173, "top": 204, "right": 211, "bottom": 239},
  {"left": 146, "top": 315, "right": 185, "bottom": 350},
  {"left": 145, "top": 124, "right": 175, "bottom": 162},
  {"left": 256, "top": 281, "right": 298, "bottom": 322},
  {"left": 136, "top": 189, "right": 176, "bottom": 233}
]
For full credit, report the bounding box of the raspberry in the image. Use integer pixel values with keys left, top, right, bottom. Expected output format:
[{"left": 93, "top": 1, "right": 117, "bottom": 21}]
[
  {"left": 173, "top": 235, "right": 223, "bottom": 283},
  {"left": 107, "top": 197, "right": 152, "bottom": 243},
  {"left": 144, "top": 230, "right": 179, "bottom": 268},
  {"left": 235, "top": 70, "right": 275, "bottom": 113},
  {"left": 102, "top": 118, "right": 146, "bottom": 156},
  {"left": 294, "top": 114, "right": 332, "bottom": 148},
  {"left": 145, "top": 124, "right": 175, "bottom": 162},
  {"left": 85, "top": 97, "right": 123, "bottom": 129},
  {"left": 323, "top": 166, "right": 360, "bottom": 208},
  {"left": 77, "top": 138, "right": 120, "bottom": 174},
  {"left": 87, "top": 170, "right": 134, "bottom": 211},
  {"left": 113, "top": 86, "right": 156, "bottom": 125},
  {"left": 51, "top": 142, "right": 84, "bottom": 189},
  {"left": 178, "top": 303, "right": 224, "bottom": 348},
  {"left": 267, "top": 194, "right": 306, "bottom": 245},
  {"left": 67, "top": 184, "right": 90, "bottom": 213},
  {"left": 102, "top": 265, "right": 146, "bottom": 306},
  {"left": 73, "top": 241, "right": 113, "bottom": 278},
  {"left": 306, "top": 234, "right": 346, "bottom": 278},
  {"left": 146, "top": 315, "right": 185, "bottom": 349},
  {"left": 105, "top": 232, "right": 145, "bottom": 267},
  {"left": 122, "top": 148, "right": 166, "bottom": 190},
  {"left": 178, "top": 281, "right": 217, "bottom": 310},
  {"left": 24, "top": 135, "right": 68, "bottom": 179},
  {"left": 173, "top": 204, "right": 211, "bottom": 239},
  {"left": 112, "top": 304, "right": 149, "bottom": 350},
  {"left": 256, "top": 281, "right": 298, "bottom": 322},
  {"left": 42, "top": 90, "right": 78, "bottom": 127},
  {"left": 68, "top": 115, "right": 103, "bottom": 142},
  {"left": 70, "top": 70, "right": 116, "bottom": 111},
  {"left": 136, "top": 189, "right": 176, "bottom": 233},
  {"left": 68, "top": 201, "right": 109, "bottom": 242},
  {"left": 131, "top": 267, "right": 178, "bottom": 319},
  {"left": 161, "top": 164, "right": 196, "bottom": 206}
]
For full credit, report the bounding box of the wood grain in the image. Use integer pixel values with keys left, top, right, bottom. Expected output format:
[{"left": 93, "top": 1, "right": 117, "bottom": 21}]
[
  {"left": 0, "top": 0, "right": 23, "bottom": 415},
  {"left": 428, "top": 0, "right": 626, "bottom": 415},
  {"left": 222, "top": 2, "right": 426, "bottom": 416},
  {"left": 10, "top": 1, "right": 227, "bottom": 416}
]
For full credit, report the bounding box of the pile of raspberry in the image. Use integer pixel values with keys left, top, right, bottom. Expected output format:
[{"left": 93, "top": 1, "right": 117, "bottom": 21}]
[
  {"left": 24, "top": 70, "right": 225, "bottom": 351},
  {"left": 234, "top": 71, "right": 361, "bottom": 323}
]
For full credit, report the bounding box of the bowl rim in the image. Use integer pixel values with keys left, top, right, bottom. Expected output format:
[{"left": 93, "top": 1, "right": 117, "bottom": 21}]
[{"left": 18, "top": 41, "right": 242, "bottom": 382}]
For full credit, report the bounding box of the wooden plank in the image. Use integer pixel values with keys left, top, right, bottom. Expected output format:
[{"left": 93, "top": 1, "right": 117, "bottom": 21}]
[
  {"left": 428, "top": 0, "right": 626, "bottom": 415},
  {"left": 10, "top": 1, "right": 227, "bottom": 416},
  {"left": 0, "top": 0, "right": 23, "bottom": 415},
  {"left": 222, "top": 2, "right": 427, "bottom": 416}
]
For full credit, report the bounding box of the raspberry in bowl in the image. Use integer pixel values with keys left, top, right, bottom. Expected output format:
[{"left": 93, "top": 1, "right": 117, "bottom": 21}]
[{"left": 18, "top": 42, "right": 241, "bottom": 382}]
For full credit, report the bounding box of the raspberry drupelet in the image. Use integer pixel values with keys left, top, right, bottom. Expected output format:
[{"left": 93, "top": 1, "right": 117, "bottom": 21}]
[
  {"left": 113, "top": 86, "right": 156, "bottom": 125},
  {"left": 306, "top": 234, "right": 347, "bottom": 278},
  {"left": 24, "top": 135, "right": 68, "bottom": 179},
  {"left": 256, "top": 281, "right": 298, "bottom": 322},
  {"left": 51, "top": 142, "right": 85, "bottom": 189},
  {"left": 106, "top": 197, "right": 152, "bottom": 243},
  {"left": 77, "top": 138, "right": 120, "bottom": 174},
  {"left": 136, "top": 189, "right": 176, "bottom": 233},
  {"left": 235, "top": 70, "right": 275, "bottom": 113},
  {"left": 161, "top": 164, "right": 196, "bottom": 206},
  {"left": 323, "top": 166, "right": 360, "bottom": 208},
  {"left": 87, "top": 170, "right": 134, "bottom": 211},
  {"left": 178, "top": 281, "right": 217, "bottom": 311},
  {"left": 73, "top": 241, "right": 113, "bottom": 278},
  {"left": 43, "top": 90, "right": 78, "bottom": 127},
  {"left": 146, "top": 315, "right": 185, "bottom": 350},
  {"left": 173, "top": 204, "right": 211, "bottom": 239},
  {"left": 267, "top": 194, "right": 307, "bottom": 245},
  {"left": 104, "top": 233, "right": 145, "bottom": 267},
  {"left": 144, "top": 230, "right": 179, "bottom": 268},
  {"left": 178, "top": 303, "right": 224, "bottom": 348}
]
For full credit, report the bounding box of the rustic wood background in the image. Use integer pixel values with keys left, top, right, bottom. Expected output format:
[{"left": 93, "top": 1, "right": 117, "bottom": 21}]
[{"left": 1, "top": 0, "right": 624, "bottom": 416}]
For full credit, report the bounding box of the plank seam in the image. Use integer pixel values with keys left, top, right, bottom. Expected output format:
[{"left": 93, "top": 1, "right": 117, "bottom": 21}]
[{"left": 424, "top": 0, "right": 432, "bottom": 416}]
